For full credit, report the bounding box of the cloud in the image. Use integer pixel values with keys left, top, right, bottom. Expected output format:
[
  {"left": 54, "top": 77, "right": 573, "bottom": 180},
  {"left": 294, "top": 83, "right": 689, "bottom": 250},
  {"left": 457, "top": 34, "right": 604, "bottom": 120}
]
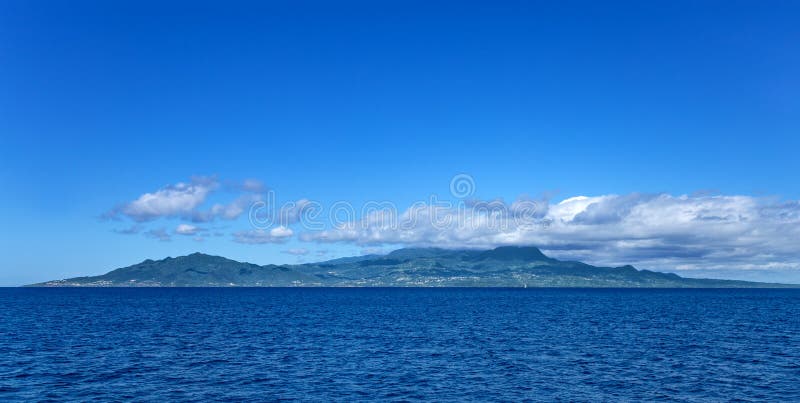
[
  {"left": 105, "top": 177, "right": 800, "bottom": 278},
  {"left": 279, "top": 199, "right": 318, "bottom": 224},
  {"left": 240, "top": 179, "right": 266, "bottom": 193},
  {"left": 300, "top": 193, "right": 800, "bottom": 273},
  {"left": 144, "top": 228, "right": 171, "bottom": 242},
  {"left": 270, "top": 226, "right": 293, "bottom": 238},
  {"left": 114, "top": 176, "right": 218, "bottom": 222},
  {"left": 107, "top": 176, "right": 264, "bottom": 223},
  {"left": 360, "top": 247, "right": 387, "bottom": 255},
  {"left": 113, "top": 225, "right": 143, "bottom": 235},
  {"left": 175, "top": 224, "right": 202, "bottom": 235},
  {"left": 232, "top": 226, "right": 294, "bottom": 244},
  {"left": 283, "top": 248, "right": 309, "bottom": 256},
  {"left": 249, "top": 198, "right": 320, "bottom": 228},
  {"left": 191, "top": 193, "right": 263, "bottom": 223}
]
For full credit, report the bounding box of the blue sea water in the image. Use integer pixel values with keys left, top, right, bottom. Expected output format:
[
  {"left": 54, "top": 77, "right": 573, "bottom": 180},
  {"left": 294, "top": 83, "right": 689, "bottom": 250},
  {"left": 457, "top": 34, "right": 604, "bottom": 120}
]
[{"left": 1, "top": 288, "right": 799, "bottom": 401}]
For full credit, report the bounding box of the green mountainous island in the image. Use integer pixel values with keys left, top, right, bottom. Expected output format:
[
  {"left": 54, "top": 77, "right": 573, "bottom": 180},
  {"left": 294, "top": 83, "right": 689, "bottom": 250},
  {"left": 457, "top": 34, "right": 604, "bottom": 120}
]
[{"left": 29, "top": 246, "right": 796, "bottom": 288}]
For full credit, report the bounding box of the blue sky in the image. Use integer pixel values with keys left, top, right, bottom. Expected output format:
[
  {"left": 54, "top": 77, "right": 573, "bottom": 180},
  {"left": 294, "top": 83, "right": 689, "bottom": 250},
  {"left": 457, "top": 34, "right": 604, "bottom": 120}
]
[{"left": 1, "top": 1, "right": 799, "bottom": 285}]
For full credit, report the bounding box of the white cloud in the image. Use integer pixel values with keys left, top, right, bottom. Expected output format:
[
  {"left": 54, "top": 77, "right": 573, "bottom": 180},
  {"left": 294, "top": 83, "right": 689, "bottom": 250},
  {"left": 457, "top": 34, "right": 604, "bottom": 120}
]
[
  {"left": 270, "top": 226, "right": 294, "bottom": 238},
  {"left": 175, "top": 224, "right": 201, "bottom": 235},
  {"left": 233, "top": 226, "right": 294, "bottom": 244},
  {"left": 196, "top": 193, "right": 263, "bottom": 222},
  {"left": 119, "top": 176, "right": 218, "bottom": 222},
  {"left": 107, "top": 176, "right": 265, "bottom": 223},
  {"left": 300, "top": 193, "right": 800, "bottom": 274}
]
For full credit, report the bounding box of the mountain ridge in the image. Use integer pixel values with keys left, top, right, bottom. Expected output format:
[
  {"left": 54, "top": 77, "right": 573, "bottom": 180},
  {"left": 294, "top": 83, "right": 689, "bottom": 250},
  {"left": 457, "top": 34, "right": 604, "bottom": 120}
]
[{"left": 28, "top": 246, "right": 797, "bottom": 288}]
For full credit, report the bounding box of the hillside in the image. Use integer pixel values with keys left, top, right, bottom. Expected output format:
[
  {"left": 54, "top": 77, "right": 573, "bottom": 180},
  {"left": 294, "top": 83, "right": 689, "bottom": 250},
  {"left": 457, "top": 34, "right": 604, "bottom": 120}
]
[{"left": 30, "top": 247, "right": 795, "bottom": 288}]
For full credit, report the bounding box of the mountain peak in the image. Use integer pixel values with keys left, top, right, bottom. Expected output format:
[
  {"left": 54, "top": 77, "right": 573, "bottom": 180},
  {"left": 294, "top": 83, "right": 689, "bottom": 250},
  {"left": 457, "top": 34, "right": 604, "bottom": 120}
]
[
  {"left": 138, "top": 252, "right": 230, "bottom": 266},
  {"left": 180, "top": 252, "right": 225, "bottom": 259},
  {"left": 476, "top": 246, "right": 549, "bottom": 261}
]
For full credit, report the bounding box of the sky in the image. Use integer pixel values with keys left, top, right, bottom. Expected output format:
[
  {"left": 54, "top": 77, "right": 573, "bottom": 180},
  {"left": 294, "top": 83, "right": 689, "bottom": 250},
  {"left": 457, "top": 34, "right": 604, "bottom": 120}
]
[{"left": 1, "top": 0, "right": 799, "bottom": 285}]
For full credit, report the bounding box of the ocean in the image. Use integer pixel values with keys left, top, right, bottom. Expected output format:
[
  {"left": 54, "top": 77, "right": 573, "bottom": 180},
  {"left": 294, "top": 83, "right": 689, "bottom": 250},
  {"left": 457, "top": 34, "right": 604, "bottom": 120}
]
[{"left": 1, "top": 288, "right": 799, "bottom": 401}]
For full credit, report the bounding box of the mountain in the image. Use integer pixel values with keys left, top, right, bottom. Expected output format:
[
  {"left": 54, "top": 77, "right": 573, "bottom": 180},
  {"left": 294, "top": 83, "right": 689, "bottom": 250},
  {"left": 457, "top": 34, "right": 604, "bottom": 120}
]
[
  {"left": 34, "top": 252, "right": 317, "bottom": 287},
  {"left": 29, "top": 246, "right": 795, "bottom": 288}
]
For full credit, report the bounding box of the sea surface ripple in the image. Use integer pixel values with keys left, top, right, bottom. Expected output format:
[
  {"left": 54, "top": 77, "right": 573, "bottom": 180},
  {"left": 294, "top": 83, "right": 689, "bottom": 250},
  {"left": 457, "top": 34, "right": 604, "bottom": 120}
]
[{"left": 1, "top": 288, "right": 799, "bottom": 401}]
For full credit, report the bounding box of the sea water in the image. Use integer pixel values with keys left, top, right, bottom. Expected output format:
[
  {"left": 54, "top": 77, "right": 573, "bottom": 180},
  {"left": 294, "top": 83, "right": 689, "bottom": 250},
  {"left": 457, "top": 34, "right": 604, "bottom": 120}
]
[{"left": 1, "top": 288, "right": 799, "bottom": 401}]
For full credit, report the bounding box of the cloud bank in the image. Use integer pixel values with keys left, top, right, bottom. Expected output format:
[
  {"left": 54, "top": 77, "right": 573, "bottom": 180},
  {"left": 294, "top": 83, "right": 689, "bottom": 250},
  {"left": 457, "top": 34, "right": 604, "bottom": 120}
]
[
  {"left": 104, "top": 177, "right": 799, "bottom": 277},
  {"left": 300, "top": 193, "right": 800, "bottom": 273}
]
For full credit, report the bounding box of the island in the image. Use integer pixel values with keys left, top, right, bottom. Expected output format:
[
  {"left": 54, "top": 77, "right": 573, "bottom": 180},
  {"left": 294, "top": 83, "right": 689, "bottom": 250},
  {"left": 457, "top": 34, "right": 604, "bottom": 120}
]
[{"left": 28, "top": 246, "right": 797, "bottom": 288}]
